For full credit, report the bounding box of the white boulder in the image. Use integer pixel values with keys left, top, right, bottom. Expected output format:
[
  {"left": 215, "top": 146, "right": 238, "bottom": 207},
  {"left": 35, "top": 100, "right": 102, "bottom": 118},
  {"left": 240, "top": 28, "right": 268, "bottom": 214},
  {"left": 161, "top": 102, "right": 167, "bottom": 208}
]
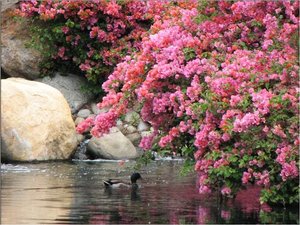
[{"left": 1, "top": 78, "right": 78, "bottom": 161}]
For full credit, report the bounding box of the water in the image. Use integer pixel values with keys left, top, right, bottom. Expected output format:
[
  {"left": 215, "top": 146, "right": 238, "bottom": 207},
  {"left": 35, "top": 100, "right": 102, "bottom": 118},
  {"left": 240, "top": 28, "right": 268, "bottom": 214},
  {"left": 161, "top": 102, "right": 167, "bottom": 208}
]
[{"left": 1, "top": 161, "right": 298, "bottom": 224}]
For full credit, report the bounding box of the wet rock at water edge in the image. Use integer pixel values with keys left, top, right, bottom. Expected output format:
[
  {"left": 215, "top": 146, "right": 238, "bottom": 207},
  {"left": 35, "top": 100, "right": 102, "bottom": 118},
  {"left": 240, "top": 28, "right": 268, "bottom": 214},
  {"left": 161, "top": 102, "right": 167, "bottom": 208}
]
[
  {"left": 72, "top": 140, "right": 90, "bottom": 160},
  {"left": 87, "top": 127, "right": 140, "bottom": 160},
  {"left": 1, "top": 78, "right": 78, "bottom": 162}
]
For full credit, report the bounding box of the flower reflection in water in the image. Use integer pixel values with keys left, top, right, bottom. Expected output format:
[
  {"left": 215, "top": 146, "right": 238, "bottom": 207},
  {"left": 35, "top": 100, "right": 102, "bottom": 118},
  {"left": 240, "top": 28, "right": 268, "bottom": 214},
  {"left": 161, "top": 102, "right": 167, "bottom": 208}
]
[
  {"left": 221, "top": 210, "right": 231, "bottom": 220},
  {"left": 197, "top": 206, "right": 211, "bottom": 224}
]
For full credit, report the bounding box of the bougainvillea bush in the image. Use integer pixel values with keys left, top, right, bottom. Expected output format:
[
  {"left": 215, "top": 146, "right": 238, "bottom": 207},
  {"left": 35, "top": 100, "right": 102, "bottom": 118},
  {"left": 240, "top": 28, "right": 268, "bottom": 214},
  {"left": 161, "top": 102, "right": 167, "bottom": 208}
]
[
  {"left": 17, "top": 0, "right": 299, "bottom": 206},
  {"left": 77, "top": 0, "right": 299, "bottom": 206},
  {"left": 15, "top": 0, "right": 171, "bottom": 93}
]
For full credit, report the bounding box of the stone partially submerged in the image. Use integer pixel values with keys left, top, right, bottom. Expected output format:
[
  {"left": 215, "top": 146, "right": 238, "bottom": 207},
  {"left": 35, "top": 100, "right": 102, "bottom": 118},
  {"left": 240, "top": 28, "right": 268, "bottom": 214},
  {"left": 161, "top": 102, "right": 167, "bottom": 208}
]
[
  {"left": 1, "top": 78, "right": 78, "bottom": 162},
  {"left": 87, "top": 127, "right": 141, "bottom": 160}
]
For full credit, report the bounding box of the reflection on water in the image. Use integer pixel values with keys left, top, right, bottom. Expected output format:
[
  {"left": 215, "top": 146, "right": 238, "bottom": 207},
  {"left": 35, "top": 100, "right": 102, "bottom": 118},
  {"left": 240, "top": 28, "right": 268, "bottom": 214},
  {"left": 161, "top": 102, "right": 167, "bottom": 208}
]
[{"left": 1, "top": 161, "right": 298, "bottom": 224}]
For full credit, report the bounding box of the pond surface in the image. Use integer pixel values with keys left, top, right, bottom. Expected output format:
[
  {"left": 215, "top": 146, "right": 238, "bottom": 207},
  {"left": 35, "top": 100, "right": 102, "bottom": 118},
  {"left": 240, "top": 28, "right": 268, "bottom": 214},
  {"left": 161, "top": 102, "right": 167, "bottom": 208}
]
[{"left": 1, "top": 160, "right": 298, "bottom": 224}]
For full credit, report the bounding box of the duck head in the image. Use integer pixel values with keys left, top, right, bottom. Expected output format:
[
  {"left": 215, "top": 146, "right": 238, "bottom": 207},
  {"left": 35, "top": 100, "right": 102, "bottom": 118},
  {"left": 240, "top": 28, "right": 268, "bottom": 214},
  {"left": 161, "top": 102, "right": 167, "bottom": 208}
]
[{"left": 131, "top": 172, "right": 142, "bottom": 184}]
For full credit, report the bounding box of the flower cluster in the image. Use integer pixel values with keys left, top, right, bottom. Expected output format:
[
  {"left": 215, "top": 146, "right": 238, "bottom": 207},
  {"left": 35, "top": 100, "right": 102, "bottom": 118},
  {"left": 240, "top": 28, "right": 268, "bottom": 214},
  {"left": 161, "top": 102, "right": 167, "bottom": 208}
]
[
  {"left": 84, "top": 1, "right": 299, "bottom": 205},
  {"left": 15, "top": 0, "right": 170, "bottom": 87}
]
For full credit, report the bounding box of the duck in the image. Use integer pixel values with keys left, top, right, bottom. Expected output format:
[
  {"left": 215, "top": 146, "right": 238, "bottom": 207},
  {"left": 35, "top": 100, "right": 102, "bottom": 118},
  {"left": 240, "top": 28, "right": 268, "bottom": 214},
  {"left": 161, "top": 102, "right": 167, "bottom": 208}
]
[{"left": 103, "top": 172, "right": 142, "bottom": 188}]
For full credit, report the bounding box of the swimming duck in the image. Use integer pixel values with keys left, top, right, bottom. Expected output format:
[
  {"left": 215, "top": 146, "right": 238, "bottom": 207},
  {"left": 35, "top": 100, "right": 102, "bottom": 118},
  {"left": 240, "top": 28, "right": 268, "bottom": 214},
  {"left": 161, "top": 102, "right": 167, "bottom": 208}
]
[{"left": 103, "top": 172, "right": 142, "bottom": 188}]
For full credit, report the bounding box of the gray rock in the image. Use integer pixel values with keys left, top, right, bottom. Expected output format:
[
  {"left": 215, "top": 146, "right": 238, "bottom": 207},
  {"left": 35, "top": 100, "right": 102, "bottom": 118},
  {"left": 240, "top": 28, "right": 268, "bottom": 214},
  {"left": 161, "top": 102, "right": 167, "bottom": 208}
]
[
  {"left": 37, "top": 72, "right": 94, "bottom": 113},
  {"left": 1, "top": 13, "right": 42, "bottom": 79},
  {"left": 99, "top": 107, "right": 110, "bottom": 115},
  {"left": 1, "top": 0, "right": 19, "bottom": 12},
  {"left": 141, "top": 131, "right": 154, "bottom": 137},
  {"left": 122, "top": 124, "right": 137, "bottom": 135},
  {"left": 87, "top": 127, "right": 139, "bottom": 160},
  {"left": 91, "top": 103, "right": 110, "bottom": 115},
  {"left": 77, "top": 109, "right": 91, "bottom": 119},
  {"left": 88, "top": 114, "right": 96, "bottom": 119},
  {"left": 137, "top": 121, "right": 150, "bottom": 132},
  {"left": 91, "top": 103, "right": 101, "bottom": 114},
  {"left": 116, "top": 120, "right": 124, "bottom": 131},
  {"left": 74, "top": 117, "right": 85, "bottom": 126},
  {"left": 124, "top": 111, "right": 140, "bottom": 126},
  {"left": 72, "top": 139, "right": 89, "bottom": 160},
  {"left": 76, "top": 134, "right": 85, "bottom": 143},
  {"left": 116, "top": 119, "right": 123, "bottom": 126},
  {"left": 126, "top": 133, "right": 142, "bottom": 146}
]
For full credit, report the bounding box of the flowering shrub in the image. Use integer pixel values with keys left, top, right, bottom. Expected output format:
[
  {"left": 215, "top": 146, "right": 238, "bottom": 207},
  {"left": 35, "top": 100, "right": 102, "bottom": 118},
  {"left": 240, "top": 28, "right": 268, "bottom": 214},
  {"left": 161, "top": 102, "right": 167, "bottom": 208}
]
[
  {"left": 77, "top": 0, "right": 299, "bottom": 205},
  {"left": 15, "top": 0, "right": 170, "bottom": 93}
]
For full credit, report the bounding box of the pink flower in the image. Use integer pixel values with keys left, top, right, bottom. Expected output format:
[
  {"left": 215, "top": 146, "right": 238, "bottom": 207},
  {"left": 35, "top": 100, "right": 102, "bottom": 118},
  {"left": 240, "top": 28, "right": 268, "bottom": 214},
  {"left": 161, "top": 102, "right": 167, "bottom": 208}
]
[
  {"left": 79, "top": 61, "right": 91, "bottom": 71},
  {"left": 210, "top": 77, "right": 237, "bottom": 97},
  {"left": 57, "top": 47, "right": 65, "bottom": 58},
  {"left": 90, "top": 26, "right": 99, "bottom": 38},
  {"left": 158, "top": 135, "right": 172, "bottom": 147},
  {"left": 186, "top": 75, "right": 201, "bottom": 101},
  {"left": 199, "top": 185, "right": 211, "bottom": 194},
  {"left": 251, "top": 89, "right": 273, "bottom": 115},
  {"left": 221, "top": 210, "right": 231, "bottom": 220},
  {"left": 233, "top": 112, "right": 260, "bottom": 132},
  {"left": 256, "top": 170, "right": 270, "bottom": 187},
  {"left": 90, "top": 111, "right": 118, "bottom": 137},
  {"left": 262, "top": 39, "right": 273, "bottom": 50},
  {"left": 280, "top": 161, "right": 298, "bottom": 181},
  {"left": 194, "top": 124, "right": 212, "bottom": 149},
  {"left": 221, "top": 186, "right": 232, "bottom": 196},
  {"left": 139, "top": 134, "right": 155, "bottom": 150},
  {"left": 263, "top": 126, "right": 269, "bottom": 133},
  {"left": 104, "top": 1, "right": 121, "bottom": 17},
  {"left": 213, "top": 158, "right": 227, "bottom": 169},
  {"left": 242, "top": 171, "right": 252, "bottom": 184},
  {"left": 272, "top": 124, "right": 287, "bottom": 138},
  {"left": 76, "top": 117, "right": 94, "bottom": 134},
  {"left": 221, "top": 133, "right": 231, "bottom": 142},
  {"left": 230, "top": 95, "right": 243, "bottom": 107},
  {"left": 194, "top": 149, "right": 205, "bottom": 160},
  {"left": 276, "top": 145, "right": 291, "bottom": 165},
  {"left": 61, "top": 26, "right": 69, "bottom": 34}
]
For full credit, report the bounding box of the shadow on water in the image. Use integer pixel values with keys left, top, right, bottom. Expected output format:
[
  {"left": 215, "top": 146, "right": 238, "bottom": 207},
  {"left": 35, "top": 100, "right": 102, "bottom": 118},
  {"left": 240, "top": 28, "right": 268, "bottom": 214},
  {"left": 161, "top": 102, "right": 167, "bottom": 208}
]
[{"left": 1, "top": 161, "right": 299, "bottom": 224}]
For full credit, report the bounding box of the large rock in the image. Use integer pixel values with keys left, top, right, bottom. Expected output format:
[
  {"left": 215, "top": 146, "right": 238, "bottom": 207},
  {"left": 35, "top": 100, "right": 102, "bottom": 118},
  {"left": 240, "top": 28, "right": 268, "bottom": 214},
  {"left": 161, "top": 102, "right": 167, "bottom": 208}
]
[
  {"left": 126, "top": 133, "right": 142, "bottom": 146},
  {"left": 87, "top": 127, "right": 140, "bottom": 160},
  {"left": 1, "top": 0, "right": 19, "bottom": 12},
  {"left": 1, "top": 78, "right": 78, "bottom": 162},
  {"left": 37, "top": 73, "right": 94, "bottom": 113},
  {"left": 1, "top": 9, "right": 42, "bottom": 79}
]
